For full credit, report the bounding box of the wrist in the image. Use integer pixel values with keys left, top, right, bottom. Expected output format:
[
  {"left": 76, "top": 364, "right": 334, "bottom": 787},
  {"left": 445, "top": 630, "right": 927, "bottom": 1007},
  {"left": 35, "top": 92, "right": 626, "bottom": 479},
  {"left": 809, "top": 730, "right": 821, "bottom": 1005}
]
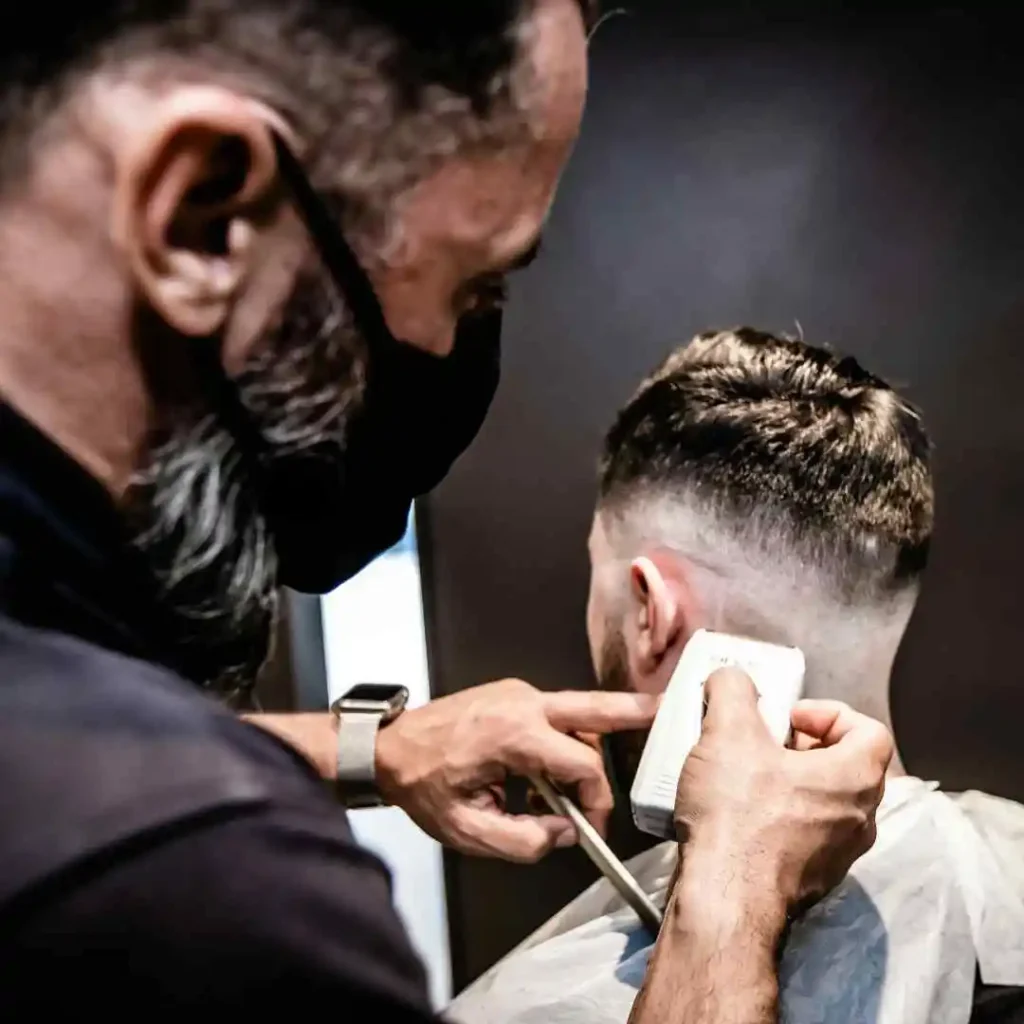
[
  {"left": 674, "top": 839, "right": 789, "bottom": 950},
  {"left": 332, "top": 685, "right": 411, "bottom": 807},
  {"left": 373, "top": 715, "right": 406, "bottom": 806},
  {"left": 244, "top": 713, "right": 339, "bottom": 781},
  {"left": 631, "top": 843, "right": 783, "bottom": 1024}
]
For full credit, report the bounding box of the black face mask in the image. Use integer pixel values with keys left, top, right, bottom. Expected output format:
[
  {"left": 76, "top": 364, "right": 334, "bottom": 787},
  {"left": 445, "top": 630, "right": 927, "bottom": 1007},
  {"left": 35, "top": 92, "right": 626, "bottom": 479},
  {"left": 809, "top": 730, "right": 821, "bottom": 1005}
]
[{"left": 201, "top": 131, "right": 502, "bottom": 595}]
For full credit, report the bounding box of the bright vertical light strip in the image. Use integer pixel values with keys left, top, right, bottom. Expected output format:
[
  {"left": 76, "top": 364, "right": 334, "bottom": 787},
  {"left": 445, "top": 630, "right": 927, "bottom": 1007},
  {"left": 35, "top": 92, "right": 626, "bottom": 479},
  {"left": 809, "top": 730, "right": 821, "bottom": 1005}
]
[{"left": 319, "top": 506, "right": 452, "bottom": 1009}]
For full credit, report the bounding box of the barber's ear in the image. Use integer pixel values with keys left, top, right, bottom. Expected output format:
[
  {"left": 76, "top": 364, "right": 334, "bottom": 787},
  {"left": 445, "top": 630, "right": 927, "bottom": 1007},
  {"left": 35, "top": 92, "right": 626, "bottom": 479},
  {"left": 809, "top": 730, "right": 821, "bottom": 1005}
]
[
  {"left": 629, "top": 556, "right": 683, "bottom": 672},
  {"left": 112, "top": 87, "right": 285, "bottom": 338}
]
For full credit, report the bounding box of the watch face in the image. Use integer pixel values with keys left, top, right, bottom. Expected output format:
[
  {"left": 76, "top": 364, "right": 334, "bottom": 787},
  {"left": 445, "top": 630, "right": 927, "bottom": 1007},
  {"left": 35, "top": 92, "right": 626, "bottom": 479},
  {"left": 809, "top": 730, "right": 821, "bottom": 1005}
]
[
  {"left": 334, "top": 684, "right": 410, "bottom": 722},
  {"left": 345, "top": 684, "right": 404, "bottom": 704}
]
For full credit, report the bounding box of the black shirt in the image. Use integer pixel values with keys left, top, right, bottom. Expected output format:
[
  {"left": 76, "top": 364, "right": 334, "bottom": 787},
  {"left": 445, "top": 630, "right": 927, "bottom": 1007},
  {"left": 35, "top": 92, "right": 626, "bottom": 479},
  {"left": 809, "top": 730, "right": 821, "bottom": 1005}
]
[{"left": 0, "top": 404, "right": 436, "bottom": 1015}]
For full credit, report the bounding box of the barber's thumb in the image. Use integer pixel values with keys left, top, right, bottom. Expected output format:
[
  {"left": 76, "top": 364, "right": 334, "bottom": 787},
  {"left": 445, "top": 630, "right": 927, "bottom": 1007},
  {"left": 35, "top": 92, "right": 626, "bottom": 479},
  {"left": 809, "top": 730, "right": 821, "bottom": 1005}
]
[
  {"left": 501, "top": 815, "right": 578, "bottom": 862},
  {"left": 458, "top": 807, "right": 577, "bottom": 863},
  {"left": 701, "top": 667, "right": 764, "bottom": 736}
]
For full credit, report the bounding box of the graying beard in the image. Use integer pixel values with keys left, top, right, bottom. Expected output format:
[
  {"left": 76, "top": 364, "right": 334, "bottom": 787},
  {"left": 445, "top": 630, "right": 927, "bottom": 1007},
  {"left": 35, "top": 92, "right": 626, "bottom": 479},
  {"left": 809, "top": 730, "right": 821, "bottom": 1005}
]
[
  {"left": 238, "top": 291, "right": 364, "bottom": 455},
  {"left": 133, "top": 413, "right": 280, "bottom": 701},
  {"left": 133, "top": 277, "right": 363, "bottom": 699}
]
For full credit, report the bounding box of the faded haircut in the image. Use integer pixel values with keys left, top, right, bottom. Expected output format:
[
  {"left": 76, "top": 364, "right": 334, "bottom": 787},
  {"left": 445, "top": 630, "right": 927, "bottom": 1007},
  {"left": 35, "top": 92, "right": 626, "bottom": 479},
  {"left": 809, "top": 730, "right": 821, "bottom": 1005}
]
[{"left": 598, "top": 328, "right": 934, "bottom": 606}]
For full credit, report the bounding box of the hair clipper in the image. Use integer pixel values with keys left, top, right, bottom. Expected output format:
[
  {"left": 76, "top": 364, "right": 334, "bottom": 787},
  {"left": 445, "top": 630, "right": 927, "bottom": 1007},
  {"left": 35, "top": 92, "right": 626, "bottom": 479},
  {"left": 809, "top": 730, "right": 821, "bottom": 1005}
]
[{"left": 629, "top": 629, "right": 806, "bottom": 839}]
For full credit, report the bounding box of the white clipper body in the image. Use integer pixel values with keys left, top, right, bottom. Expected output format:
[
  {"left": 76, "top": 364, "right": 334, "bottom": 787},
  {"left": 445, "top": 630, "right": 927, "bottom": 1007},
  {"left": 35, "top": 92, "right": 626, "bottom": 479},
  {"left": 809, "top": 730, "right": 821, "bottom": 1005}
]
[{"left": 629, "top": 629, "right": 806, "bottom": 839}]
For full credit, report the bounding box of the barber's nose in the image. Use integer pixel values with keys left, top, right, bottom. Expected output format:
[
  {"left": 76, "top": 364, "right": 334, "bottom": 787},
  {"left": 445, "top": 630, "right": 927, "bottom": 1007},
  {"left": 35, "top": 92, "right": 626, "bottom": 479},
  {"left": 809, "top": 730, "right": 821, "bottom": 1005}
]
[
  {"left": 431, "top": 323, "right": 458, "bottom": 356},
  {"left": 391, "top": 314, "right": 458, "bottom": 357},
  {"left": 376, "top": 288, "right": 457, "bottom": 356}
]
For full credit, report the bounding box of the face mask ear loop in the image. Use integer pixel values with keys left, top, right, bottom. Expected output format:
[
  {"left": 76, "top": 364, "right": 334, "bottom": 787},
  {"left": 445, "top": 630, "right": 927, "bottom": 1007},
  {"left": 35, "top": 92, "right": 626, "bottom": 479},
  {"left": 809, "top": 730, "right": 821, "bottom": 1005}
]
[{"left": 269, "top": 131, "right": 396, "bottom": 356}]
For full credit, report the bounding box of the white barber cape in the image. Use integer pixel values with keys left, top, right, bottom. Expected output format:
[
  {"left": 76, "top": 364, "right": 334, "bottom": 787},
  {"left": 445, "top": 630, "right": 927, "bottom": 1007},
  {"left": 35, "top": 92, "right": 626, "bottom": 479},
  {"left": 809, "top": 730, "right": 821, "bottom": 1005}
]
[{"left": 449, "top": 778, "right": 1024, "bottom": 1024}]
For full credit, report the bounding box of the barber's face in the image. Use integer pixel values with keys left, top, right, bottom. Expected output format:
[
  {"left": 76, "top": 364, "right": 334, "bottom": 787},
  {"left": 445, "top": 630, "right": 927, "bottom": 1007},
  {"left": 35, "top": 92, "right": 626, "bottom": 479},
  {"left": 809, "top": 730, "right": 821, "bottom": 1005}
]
[
  {"left": 131, "top": 151, "right": 576, "bottom": 693},
  {"left": 121, "top": 5, "right": 588, "bottom": 694}
]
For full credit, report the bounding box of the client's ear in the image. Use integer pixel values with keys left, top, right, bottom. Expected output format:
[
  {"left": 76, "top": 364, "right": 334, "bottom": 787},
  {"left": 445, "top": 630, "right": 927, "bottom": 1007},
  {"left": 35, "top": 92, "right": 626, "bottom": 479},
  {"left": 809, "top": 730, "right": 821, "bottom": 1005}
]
[{"left": 629, "top": 556, "right": 686, "bottom": 676}]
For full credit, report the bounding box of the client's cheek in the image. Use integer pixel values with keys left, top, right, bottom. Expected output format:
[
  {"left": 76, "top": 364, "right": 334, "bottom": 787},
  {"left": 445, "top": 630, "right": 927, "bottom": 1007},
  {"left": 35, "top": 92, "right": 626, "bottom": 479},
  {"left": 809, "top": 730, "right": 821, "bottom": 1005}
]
[
  {"left": 606, "top": 731, "right": 647, "bottom": 795},
  {"left": 634, "top": 676, "right": 668, "bottom": 697}
]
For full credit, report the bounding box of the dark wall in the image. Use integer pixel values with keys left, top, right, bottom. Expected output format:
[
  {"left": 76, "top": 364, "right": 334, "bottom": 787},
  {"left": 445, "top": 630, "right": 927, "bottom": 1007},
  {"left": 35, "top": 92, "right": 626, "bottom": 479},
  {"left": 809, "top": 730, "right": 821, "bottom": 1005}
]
[{"left": 420, "top": 3, "right": 1024, "bottom": 989}]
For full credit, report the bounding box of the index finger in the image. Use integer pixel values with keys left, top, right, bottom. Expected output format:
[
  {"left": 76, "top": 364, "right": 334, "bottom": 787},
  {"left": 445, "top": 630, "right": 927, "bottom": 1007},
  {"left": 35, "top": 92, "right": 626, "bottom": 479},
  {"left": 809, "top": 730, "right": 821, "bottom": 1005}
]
[
  {"left": 791, "top": 699, "right": 894, "bottom": 769},
  {"left": 543, "top": 690, "right": 658, "bottom": 735}
]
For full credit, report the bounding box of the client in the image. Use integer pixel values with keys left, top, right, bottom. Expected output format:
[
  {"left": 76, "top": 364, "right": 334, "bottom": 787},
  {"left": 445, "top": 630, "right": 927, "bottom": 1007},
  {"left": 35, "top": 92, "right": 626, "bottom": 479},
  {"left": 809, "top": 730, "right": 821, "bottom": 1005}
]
[{"left": 449, "top": 329, "right": 1024, "bottom": 1024}]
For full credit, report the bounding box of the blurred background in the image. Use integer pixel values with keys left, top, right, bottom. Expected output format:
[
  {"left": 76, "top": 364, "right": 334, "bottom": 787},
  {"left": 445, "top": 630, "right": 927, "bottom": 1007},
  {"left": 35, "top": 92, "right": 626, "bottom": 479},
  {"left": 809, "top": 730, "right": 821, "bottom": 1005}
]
[{"left": 261, "top": 0, "right": 1024, "bottom": 1003}]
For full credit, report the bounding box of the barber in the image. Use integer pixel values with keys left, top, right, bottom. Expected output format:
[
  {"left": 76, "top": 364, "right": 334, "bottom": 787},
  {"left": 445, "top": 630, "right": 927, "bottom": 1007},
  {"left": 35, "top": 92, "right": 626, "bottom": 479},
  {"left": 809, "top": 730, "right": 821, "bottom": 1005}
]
[{"left": 0, "top": 0, "right": 890, "bottom": 1015}]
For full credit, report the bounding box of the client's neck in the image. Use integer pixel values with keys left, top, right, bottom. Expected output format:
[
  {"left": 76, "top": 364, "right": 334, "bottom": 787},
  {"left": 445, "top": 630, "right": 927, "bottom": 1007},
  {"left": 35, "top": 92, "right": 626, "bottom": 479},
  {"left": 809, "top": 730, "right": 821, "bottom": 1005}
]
[
  {"left": 799, "top": 644, "right": 906, "bottom": 778},
  {"left": 711, "top": 590, "right": 913, "bottom": 778}
]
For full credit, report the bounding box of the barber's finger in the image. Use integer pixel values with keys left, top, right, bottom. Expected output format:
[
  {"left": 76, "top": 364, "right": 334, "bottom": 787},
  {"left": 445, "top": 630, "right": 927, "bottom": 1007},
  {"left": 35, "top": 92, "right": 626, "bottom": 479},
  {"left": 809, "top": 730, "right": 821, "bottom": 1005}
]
[
  {"left": 523, "top": 730, "right": 614, "bottom": 835},
  {"left": 574, "top": 731, "right": 602, "bottom": 752},
  {"left": 789, "top": 729, "right": 823, "bottom": 752},
  {"left": 701, "top": 667, "right": 767, "bottom": 738},
  {"left": 450, "top": 806, "right": 576, "bottom": 863},
  {"left": 543, "top": 690, "right": 658, "bottom": 735},
  {"left": 791, "top": 700, "right": 894, "bottom": 769},
  {"left": 790, "top": 699, "right": 858, "bottom": 743}
]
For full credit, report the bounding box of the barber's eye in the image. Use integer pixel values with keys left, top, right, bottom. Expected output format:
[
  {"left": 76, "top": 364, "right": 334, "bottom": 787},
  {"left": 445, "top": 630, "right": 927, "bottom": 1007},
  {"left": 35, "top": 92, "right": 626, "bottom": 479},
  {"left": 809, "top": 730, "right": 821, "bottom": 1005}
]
[{"left": 463, "top": 274, "right": 509, "bottom": 314}]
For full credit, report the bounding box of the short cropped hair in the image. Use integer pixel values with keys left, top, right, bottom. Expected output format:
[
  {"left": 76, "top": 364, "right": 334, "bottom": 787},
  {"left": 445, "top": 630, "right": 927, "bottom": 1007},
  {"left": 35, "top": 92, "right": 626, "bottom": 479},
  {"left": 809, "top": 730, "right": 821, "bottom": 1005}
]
[{"left": 599, "top": 328, "right": 934, "bottom": 601}]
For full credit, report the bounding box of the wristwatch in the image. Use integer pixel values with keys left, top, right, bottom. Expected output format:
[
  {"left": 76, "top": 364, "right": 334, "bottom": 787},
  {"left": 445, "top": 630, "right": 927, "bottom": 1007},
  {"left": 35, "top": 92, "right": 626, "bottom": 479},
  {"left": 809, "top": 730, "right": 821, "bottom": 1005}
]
[{"left": 330, "top": 683, "right": 409, "bottom": 808}]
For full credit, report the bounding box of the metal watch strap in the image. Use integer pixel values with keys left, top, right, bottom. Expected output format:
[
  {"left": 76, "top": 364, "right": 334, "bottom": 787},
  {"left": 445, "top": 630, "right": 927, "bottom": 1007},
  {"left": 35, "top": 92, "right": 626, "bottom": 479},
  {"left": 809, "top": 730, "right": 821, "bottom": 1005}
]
[{"left": 335, "top": 712, "right": 383, "bottom": 809}]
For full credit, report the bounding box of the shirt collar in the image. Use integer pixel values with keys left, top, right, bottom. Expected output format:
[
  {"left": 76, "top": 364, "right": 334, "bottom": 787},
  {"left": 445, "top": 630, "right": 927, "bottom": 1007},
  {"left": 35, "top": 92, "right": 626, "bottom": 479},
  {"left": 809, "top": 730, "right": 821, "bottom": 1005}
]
[{"left": 0, "top": 402, "right": 186, "bottom": 677}]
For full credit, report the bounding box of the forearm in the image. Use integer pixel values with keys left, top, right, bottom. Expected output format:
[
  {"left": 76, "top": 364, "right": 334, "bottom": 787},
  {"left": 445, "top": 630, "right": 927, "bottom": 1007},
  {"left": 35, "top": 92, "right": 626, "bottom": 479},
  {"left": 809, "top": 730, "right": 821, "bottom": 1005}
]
[
  {"left": 241, "top": 713, "right": 337, "bottom": 780},
  {"left": 628, "top": 848, "right": 786, "bottom": 1024}
]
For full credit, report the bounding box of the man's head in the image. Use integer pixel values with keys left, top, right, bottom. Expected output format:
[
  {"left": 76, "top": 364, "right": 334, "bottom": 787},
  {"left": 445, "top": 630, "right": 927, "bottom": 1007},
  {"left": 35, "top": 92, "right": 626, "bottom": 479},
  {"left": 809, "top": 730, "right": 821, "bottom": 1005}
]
[
  {"left": 0, "top": 1, "right": 591, "bottom": 692},
  {"left": 587, "top": 328, "right": 933, "bottom": 784}
]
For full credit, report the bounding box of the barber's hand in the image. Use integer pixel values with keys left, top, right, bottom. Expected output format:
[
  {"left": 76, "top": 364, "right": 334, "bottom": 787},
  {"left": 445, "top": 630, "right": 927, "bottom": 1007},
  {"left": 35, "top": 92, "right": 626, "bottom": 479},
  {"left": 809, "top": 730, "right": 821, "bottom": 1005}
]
[
  {"left": 675, "top": 668, "right": 893, "bottom": 915},
  {"left": 375, "top": 679, "right": 657, "bottom": 862}
]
